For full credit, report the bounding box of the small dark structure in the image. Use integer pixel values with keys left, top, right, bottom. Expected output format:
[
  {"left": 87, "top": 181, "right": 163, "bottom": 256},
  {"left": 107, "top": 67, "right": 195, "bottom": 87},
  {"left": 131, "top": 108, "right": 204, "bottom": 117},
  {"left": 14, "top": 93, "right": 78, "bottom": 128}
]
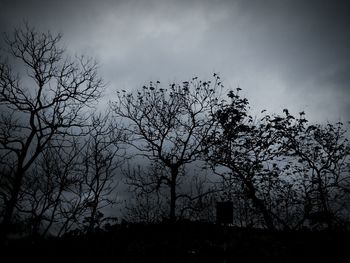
[{"left": 216, "top": 201, "right": 233, "bottom": 225}]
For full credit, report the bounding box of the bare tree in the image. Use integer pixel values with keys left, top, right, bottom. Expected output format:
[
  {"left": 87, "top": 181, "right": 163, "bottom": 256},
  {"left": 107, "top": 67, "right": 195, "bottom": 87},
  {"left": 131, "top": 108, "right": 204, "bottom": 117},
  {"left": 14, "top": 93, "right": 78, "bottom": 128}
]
[
  {"left": 176, "top": 173, "right": 218, "bottom": 222},
  {"left": 80, "top": 112, "right": 125, "bottom": 233},
  {"left": 18, "top": 112, "right": 125, "bottom": 236},
  {"left": 123, "top": 163, "right": 168, "bottom": 223},
  {"left": 17, "top": 137, "right": 83, "bottom": 236},
  {"left": 0, "top": 23, "right": 103, "bottom": 234},
  {"left": 112, "top": 75, "right": 222, "bottom": 221}
]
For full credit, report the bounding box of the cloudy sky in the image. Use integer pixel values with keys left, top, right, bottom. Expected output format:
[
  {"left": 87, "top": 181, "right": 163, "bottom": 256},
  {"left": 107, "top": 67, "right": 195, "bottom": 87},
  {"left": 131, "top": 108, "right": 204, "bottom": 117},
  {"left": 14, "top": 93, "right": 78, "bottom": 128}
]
[{"left": 1, "top": 0, "right": 349, "bottom": 122}]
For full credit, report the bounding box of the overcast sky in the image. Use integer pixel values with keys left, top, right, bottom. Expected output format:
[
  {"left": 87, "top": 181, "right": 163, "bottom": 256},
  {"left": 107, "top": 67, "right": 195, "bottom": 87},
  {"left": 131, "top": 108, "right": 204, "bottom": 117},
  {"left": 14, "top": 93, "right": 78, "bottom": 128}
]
[{"left": 1, "top": 0, "right": 349, "bottom": 123}]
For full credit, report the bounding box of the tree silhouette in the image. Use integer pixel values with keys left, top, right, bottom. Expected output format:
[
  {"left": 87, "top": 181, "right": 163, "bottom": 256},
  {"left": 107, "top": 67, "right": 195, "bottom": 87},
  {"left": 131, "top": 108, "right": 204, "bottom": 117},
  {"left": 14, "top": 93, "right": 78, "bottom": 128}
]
[
  {"left": 124, "top": 161, "right": 217, "bottom": 222},
  {"left": 16, "top": 137, "right": 83, "bottom": 236},
  {"left": 276, "top": 113, "right": 350, "bottom": 229},
  {"left": 112, "top": 75, "right": 222, "bottom": 221},
  {"left": 80, "top": 112, "right": 124, "bottom": 234},
  {"left": 123, "top": 163, "right": 168, "bottom": 223},
  {"left": 0, "top": 23, "right": 103, "bottom": 235},
  {"left": 205, "top": 91, "right": 300, "bottom": 230}
]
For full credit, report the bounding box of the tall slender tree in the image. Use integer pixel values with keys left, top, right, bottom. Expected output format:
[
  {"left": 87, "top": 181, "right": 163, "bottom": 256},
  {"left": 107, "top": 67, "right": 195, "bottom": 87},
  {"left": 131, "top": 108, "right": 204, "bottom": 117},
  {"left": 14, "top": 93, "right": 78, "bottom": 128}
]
[
  {"left": 0, "top": 24, "right": 103, "bottom": 234},
  {"left": 81, "top": 112, "right": 124, "bottom": 233}
]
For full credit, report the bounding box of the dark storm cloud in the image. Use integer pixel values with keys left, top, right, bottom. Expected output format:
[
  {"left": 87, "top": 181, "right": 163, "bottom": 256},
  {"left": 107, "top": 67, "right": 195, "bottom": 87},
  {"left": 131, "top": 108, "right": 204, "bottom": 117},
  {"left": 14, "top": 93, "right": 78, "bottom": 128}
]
[
  {"left": 228, "top": 0, "right": 350, "bottom": 121},
  {"left": 1, "top": 0, "right": 349, "bottom": 122}
]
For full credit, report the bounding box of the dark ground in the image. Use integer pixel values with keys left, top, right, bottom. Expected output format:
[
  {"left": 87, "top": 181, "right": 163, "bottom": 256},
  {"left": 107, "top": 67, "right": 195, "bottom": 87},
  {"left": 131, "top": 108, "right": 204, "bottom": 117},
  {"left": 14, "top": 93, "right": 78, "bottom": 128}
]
[{"left": 2, "top": 222, "right": 350, "bottom": 263}]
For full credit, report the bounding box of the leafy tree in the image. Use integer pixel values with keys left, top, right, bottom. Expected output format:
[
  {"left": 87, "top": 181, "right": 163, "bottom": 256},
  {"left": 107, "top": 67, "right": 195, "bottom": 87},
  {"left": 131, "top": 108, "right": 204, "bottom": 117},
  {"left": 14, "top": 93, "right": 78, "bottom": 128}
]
[
  {"left": 278, "top": 113, "right": 350, "bottom": 229},
  {"left": 206, "top": 92, "right": 296, "bottom": 230}
]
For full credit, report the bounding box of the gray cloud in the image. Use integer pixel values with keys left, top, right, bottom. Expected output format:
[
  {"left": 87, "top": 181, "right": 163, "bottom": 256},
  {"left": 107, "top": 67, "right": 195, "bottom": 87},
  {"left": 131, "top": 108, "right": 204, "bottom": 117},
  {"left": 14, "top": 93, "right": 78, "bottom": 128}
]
[{"left": 1, "top": 0, "right": 349, "bottom": 122}]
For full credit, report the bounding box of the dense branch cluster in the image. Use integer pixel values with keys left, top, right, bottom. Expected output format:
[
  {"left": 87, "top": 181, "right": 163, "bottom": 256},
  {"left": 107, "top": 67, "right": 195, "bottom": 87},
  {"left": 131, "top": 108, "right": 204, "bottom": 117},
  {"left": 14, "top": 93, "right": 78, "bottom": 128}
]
[{"left": 0, "top": 25, "right": 349, "bottom": 237}]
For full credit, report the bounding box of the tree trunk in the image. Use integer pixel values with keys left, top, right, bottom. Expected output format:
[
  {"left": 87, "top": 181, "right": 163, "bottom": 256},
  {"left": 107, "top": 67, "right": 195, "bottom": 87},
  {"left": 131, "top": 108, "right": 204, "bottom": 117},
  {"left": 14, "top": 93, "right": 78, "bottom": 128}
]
[
  {"left": 1, "top": 169, "right": 24, "bottom": 237},
  {"left": 243, "top": 176, "right": 276, "bottom": 231},
  {"left": 316, "top": 172, "right": 332, "bottom": 229},
  {"left": 88, "top": 202, "right": 98, "bottom": 234},
  {"left": 255, "top": 197, "right": 276, "bottom": 231},
  {"left": 169, "top": 167, "right": 178, "bottom": 222}
]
